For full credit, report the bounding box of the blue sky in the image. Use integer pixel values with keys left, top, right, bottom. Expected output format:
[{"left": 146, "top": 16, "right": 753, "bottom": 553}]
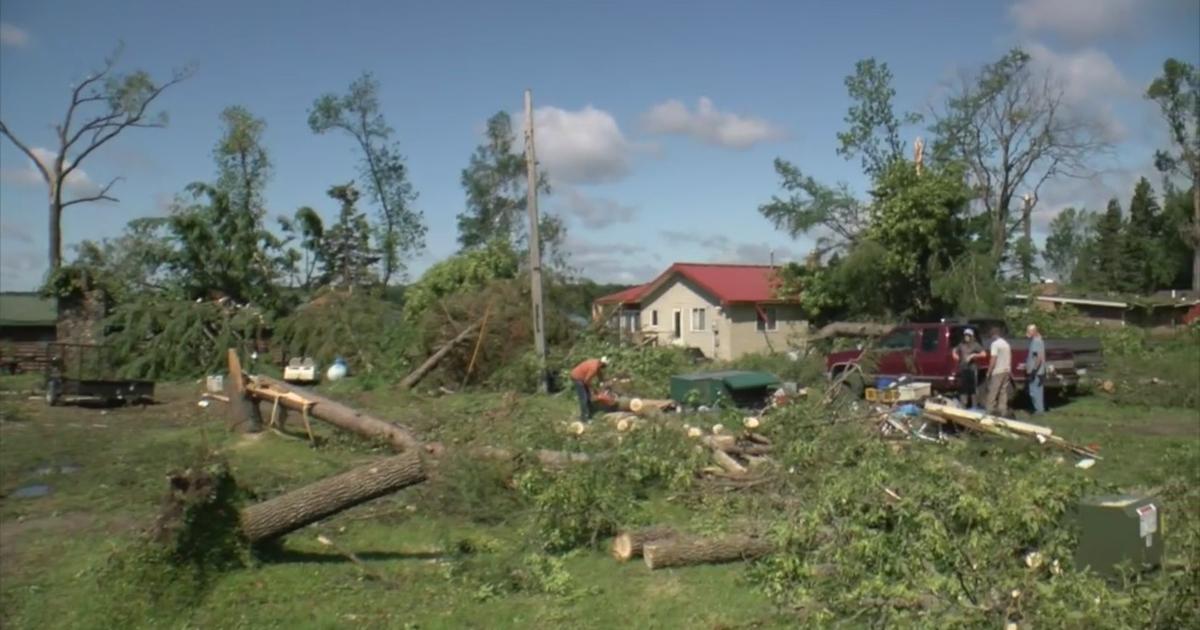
[{"left": 1, "top": 0, "right": 1197, "bottom": 289}]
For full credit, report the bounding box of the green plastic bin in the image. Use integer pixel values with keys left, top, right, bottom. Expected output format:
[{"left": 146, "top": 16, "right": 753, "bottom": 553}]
[
  {"left": 669, "top": 370, "right": 781, "bottom": 408},
  {"left": 1074, "top": 494, "right": 1163, "bottom": 577}
]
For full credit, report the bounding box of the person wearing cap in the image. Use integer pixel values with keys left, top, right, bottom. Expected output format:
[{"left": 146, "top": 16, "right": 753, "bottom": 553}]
[
  {"left": 569, "top": 356, "right": 608, "bottom": 421},
  {"left": 951, "top": 329, "right": 986, "bottom": 408}
]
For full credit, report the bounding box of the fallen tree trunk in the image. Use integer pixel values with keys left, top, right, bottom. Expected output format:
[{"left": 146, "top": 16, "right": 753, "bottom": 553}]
[
  {"left": 611, "top": 526, "right": 677, "bottom": 562},
  {"left": 400, "top": 320, "right": 482, "bottom": 391},
  {"left": 240, "top": 451, "right": 425, "bottom": 543},
  {"left": 711, "top": 449, "right": 748, "bottom": 475},
  {"left": 250, "top": 375, "right": 423, "bottom": 452},
  {"left": 471, "top": 446, "right": 595, "bottom": 469},
  {"left": 808, "top": 321, "right": 893, "bottom": 343},
  {"left": 643, "top": 534, "right": 775, "bottom": 570}
]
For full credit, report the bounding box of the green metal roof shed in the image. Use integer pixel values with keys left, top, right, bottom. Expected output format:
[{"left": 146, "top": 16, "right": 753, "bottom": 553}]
[
  {"left": 0, "top": 293, "right": 58, "bottom": 327},
  {"left": 670, "top": 370, "right": 781, "bottom": 407}
]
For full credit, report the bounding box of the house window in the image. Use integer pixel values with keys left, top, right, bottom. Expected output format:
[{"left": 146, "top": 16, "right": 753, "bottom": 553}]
[
  {"left": 651, "top": 310, "right": 658, "bottom": 327},
  {"left": 690, "top": 307, "right": 706, "bottom": 331},
  {"left": 756, "top": 306, "right": 778, "bottom": 331},
  {"left": 623, "top": 310, "right": 640, "bottom": 332}
]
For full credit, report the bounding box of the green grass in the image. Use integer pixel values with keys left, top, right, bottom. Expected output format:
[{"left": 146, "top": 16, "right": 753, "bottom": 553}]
[{"left": 0, "top": 373, "right": 1195, "bottom": 629}]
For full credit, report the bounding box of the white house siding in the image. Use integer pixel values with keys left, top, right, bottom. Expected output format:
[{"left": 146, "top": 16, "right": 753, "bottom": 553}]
[
  {"left": 725, "top": 304, "right": 808, "bottom": 358},
  {"left": 637, "top": 277, "right": 727, "bottom": 359}
]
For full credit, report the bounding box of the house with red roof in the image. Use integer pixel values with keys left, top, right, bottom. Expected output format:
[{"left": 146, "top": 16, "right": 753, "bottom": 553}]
[{"left": 592, "top": 263, "right": 806, "bottom": 360}]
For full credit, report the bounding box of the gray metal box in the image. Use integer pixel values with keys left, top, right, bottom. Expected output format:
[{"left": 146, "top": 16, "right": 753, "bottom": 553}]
[{"left": 1074, "top": 494, "right": 1163, "bottom": 577}]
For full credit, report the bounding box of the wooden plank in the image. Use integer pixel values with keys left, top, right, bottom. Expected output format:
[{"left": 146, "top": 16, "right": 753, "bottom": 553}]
[{"left": 924, "top": 401, "right": 1052, "bottom": 437}]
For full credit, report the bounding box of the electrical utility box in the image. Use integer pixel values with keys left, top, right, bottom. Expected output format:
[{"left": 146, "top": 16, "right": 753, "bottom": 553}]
[{"left": 1074, "top": 494, "right": 1163, "bottom": 577}]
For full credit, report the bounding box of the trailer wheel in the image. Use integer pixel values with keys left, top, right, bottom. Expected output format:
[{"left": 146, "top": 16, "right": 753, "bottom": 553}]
[{"left": 45, "top": 379, "right": 62, "bottom": 406}]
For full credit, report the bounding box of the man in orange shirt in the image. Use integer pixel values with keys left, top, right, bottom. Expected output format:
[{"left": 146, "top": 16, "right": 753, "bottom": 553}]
[{"left": 570, "top": 356, "right": 609, "bottom": 421}]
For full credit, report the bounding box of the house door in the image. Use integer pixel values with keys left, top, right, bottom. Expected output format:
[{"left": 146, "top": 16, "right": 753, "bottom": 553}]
[{"left": 672, "top": 310, "right": 682, "bottom": 339}]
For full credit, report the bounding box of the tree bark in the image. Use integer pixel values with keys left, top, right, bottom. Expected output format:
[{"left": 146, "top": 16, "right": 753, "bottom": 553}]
[
  {"left": 251, "top": 375, "right": 423, "bottom": 452},
  {"left": 240, "top": 451, "right": 425, "bottom": 543},
  {"left": 1192, "top": 177, "right": 1199, "bottom": 293},
  {"left": 49, "top": 197, "right": 62, "bottom": 272},
  {"left": 611, "top": 526, "right": 677, "bottom": 562},
  {"left": 643, "top": 534, "right": 775, "bottom": 570},
  {"left": 399, "top": 320, "right": 481, "bottom": 390}
]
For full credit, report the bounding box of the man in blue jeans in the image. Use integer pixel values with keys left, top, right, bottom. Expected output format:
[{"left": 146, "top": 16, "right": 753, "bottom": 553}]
[
  {"left": 569, "top": 356, "right": 609, "bottom": 421},
  {"left": 1025, "top": 324, "right": 1046, "bottom": 414}
]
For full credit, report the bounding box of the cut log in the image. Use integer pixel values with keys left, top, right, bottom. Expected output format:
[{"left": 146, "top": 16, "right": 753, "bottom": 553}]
[
  {"left": 470, "top": 446, "right": 595, "bottom": 470},
  {"left": 240, "top": 451, "right": 426, "bottom": 543},
  {"left": 643, "top": 534, "right": 775, "bottom": 570},
  {"left": 611, "top": 526, "right": 678, "bottom": 561},
  {"left": 629, "top": 398, "right": 674, "bottom": 414},
  {"left": 925, "top": 402, "right": 1052, "bottom": 437},
  {"left": 250, "top": 375, "right": 423, "bottom": 452},
  {"left": 744, "top": 432, "right": 771, "bottom": 446},
  {"left": 711, "top": 449, "right": 748, "bottom": 475},
  {"left": 399, "top": 320, "right": 482, "bottom": 391}
]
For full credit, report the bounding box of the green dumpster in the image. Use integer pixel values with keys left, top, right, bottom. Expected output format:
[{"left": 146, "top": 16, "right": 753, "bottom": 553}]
[{"left": 669, "top": 370, "right": 781, "bottom": 408}]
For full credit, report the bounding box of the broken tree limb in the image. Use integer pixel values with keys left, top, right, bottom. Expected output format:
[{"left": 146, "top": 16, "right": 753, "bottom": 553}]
[
  {"left": 924, "top": 402, "right": 1052, "bottom": 437},
  {"left": 240, "top": 451, "right": 426, "bottom": 543},
  {"left": 629, "top": 398, "right": 674, "bottom": 414},
  {"left": 643, "top": 534, "right": 775, "bottom": 570},
  {"left": 470, "top": 446, "right": 596, "bottom": 470},
  {"left": 611, "top": 527, "right": 678, "bottom": 562},
  {"left": 400, "top": 319, "right": 483, "bottom": 391},
  {"left": 250, "top": 375, "right": 423, "bottom": 452}
]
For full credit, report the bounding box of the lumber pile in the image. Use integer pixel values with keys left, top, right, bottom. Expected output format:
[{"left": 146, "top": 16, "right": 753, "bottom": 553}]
[{"left": 922, "top": 401, "right": 1100, "bottom": 459}]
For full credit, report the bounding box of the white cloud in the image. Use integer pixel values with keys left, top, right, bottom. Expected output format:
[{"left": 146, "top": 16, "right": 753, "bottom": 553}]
[
  {"left": 0, "top": 23, "right": 29, "bottom": 47},
  {"left": 659, "top": 229, "right": 801, "bottom": 264},
  {"left": 0, "top": 221, "right": 34, "bottom": 245},
  {"left": 566, "top": 237, "right": 658, "bottom": 283},
  {"left": 0, "top": 147, "right": 99, "bottom": 195},
  {"left": 558, "top": 187, "right": 637, "bottom": 229},
  {"left": 641, "top": 97, "right": 786, "bottom": 150},
  {"left": 1024, "top": 42, "right": 1132, "bottom": 141},
  {"left": 1010, "top": 0, "right": 1138, "bottom": 42},
  {"left": 0, "top": 249, "right": 43, "bottom": 291},
  {"left": 525, "top": 106, "right": 634, "bottom": 185}
]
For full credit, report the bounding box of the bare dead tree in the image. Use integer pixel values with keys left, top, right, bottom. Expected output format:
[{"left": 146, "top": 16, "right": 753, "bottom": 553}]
[
  {"left": 930, "top": 49, "right": 1112, "bottom": 270},
  {"left": 0, "top": 44, "right": 192, "bottom": 272}
]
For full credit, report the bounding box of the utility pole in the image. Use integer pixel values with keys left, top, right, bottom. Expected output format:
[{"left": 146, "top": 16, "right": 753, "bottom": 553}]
[
  {"left": 524, "top": 89, "right": 549, "bottom": 393},
  {"left": 1022, "top": 193, "right": 1034, "bottom": 284}
]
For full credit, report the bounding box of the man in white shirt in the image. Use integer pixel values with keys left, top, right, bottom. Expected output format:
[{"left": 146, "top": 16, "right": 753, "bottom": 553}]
[{"left": 984, "top": 326, "right": 1013, "bottom": 417}]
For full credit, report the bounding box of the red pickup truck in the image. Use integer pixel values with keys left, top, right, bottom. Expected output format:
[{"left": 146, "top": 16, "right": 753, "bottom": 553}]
[{"left": 825, "top": 319, "right": 1099, "bottom": 395}]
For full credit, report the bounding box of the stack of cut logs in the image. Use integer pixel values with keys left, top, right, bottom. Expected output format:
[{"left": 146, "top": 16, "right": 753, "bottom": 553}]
[
  {"left": 696, "top": 429, "right": 772, "bottom": 477},
  {"left": 610, "top": 526, "right": 775, "bottom": 570},
  {"left": 922, "top": 400, "right": 1100, "bottom": 459}
]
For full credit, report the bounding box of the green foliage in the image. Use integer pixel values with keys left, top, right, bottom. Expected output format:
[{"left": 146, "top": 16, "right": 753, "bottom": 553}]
[
  {"left": 517, "top": 463, "right": 639, "bottom": 552},
  {"left": 433, "top": 452, "right": 523, "bottom": 525},
  {"left": 1043, "top": 207, "right": 1093, "bottom": 283},
  {"left": 865, "top": 159, "right": 972, "bottom": 314},
  {"left": 930, "top": 250, "right": 1007, "bottom": 316},
  {"left": 274, "top": 289, "right": 413, "bottom": 378},
  {"left": 759, "top": 159, "right": 869, "bottom": 252},
  {"left": 309, "top": 72, "right": 425, "bottom": 284},
  {"left": 95, "top": 457, "right": 250, "bottom": 626},
  {"left": 836, "top": 58, "right": 922, "bottom": 177},
  {"left": 1095, "top": 198, "right": 1126, "bottom": 291},
  {"left": 320, "top": 182, "right": 379, "bottom": 288},
  {"left": 105, "top": 297, "right": 264, "bottom": 379},
  {"left": 1122, "top": 178, "right": 1175, "bottom": 292},
  {"left": 1145, "top": 58, "right": 1199, "bottom": 180},
  {"left": 213, "top": 105, "right": 271, "bottom": 223},
  {"left": 725, "top": 352, "right": 827, "bottom": 386},
  {"left": 749, "top": 432, "right": 1099, "bottom": 626},
  {"left": 457, "top": 111, "right": 556, "bottom": 253},
  {"left": 401, "top": 241, "right": 520, "bottom": 323},
  {"left": 774, "top": 243, "right": 892, "bottom": 322},
  {"left": 560, "top": 336, "right": 696, "bottom": 398}
]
